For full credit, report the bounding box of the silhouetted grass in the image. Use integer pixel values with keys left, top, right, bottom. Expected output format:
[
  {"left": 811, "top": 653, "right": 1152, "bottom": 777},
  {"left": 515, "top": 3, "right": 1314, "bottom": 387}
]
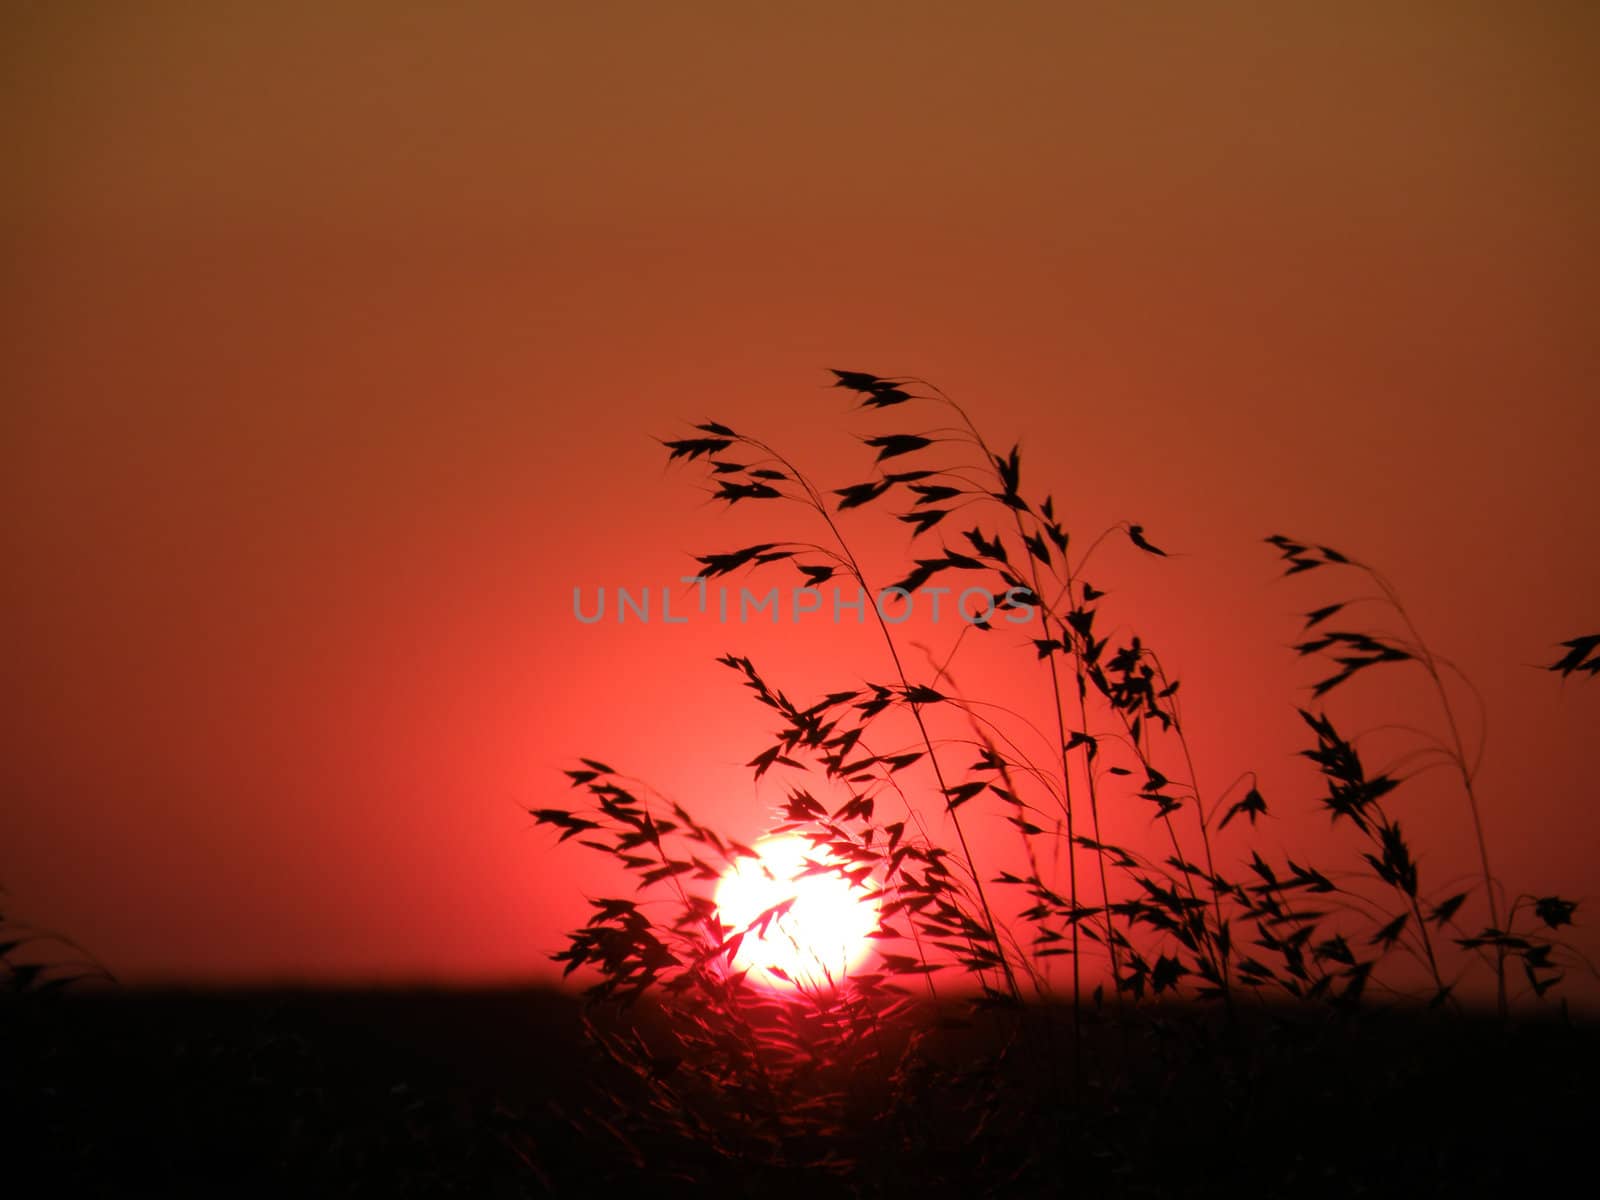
[
  {"left": 534, "top": 369, "right": 1595, "bottom": 1188},
  {"left": 0, "top": 893, "right": 114, "bottom": 995},
  {"left": 7, "top": 372, "right": 1594, "bottom": 1194}
]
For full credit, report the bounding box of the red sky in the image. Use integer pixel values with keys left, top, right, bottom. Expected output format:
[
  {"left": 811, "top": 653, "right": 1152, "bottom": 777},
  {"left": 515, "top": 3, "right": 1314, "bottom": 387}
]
[{"left": 4, "top": 3, "right": 1596, "bottom": 1001}]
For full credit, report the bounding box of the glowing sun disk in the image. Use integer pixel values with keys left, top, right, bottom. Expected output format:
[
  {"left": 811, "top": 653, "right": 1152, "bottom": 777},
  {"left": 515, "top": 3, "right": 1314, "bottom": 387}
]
[{"left": 713, "top": 835, "right": 878, "bottom": 990}]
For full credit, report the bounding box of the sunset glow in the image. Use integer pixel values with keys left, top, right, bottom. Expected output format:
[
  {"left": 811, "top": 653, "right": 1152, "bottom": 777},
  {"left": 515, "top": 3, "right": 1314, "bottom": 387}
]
[
  {"left": 713, "top": 835, "right": 879, "bottom": 990},
  {"left": 5, "top": 1, "right": 1595, "bottom": 1006}
]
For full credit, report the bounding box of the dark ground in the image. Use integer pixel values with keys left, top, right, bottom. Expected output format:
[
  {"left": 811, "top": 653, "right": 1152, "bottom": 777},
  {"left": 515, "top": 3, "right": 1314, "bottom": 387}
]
[{"left": 2, "top": 985, "right": 1594, "bottom": 1197}]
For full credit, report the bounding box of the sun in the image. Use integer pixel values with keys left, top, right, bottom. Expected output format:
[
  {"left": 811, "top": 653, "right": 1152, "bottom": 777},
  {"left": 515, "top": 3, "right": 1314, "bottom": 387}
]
[{"left": 713, "top": 834, "right": 879, "bottom": 990}]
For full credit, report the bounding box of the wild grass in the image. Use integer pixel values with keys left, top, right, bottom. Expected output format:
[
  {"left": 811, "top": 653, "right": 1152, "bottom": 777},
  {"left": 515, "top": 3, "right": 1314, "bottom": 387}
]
[
  {"left": 0, "top": 893, "right": 114, "bottom": 995},
  {"left": 535, "top": 370, "right": 1593, "bottom": 1186}
]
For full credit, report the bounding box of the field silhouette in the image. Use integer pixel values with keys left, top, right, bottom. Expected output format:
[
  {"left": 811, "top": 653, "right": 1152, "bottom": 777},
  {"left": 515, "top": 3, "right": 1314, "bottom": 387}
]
[{"left": 6, "top": 372, "right": 1595, "bottom": 1194}]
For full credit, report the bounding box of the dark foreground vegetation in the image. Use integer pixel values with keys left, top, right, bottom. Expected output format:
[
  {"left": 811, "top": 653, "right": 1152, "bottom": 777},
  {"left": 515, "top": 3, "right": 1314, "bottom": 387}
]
[
  {"left": 3, "top": 985, "right": 1595, "bottom": 1197},
  {"left": 9, "top": 372, "right": 1593, "bottom": 1196}
]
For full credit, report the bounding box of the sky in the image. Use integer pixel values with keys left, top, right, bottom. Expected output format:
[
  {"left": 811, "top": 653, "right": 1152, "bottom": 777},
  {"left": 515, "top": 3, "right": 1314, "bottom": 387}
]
[{"left": 4, "top": 2, "right": 1596, "bottom": 1002}]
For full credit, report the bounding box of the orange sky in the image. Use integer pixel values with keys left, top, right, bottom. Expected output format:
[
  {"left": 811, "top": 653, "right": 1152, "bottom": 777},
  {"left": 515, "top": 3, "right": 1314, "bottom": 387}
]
[{"left": 4, "top": 2, "right": 1596, "bottom": 999}]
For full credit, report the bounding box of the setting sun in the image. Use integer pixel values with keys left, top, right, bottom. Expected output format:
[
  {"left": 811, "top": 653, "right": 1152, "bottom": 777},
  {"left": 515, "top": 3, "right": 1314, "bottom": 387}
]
[{"left": 713, "top": 835, "right": 879, "bottom": 990}]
